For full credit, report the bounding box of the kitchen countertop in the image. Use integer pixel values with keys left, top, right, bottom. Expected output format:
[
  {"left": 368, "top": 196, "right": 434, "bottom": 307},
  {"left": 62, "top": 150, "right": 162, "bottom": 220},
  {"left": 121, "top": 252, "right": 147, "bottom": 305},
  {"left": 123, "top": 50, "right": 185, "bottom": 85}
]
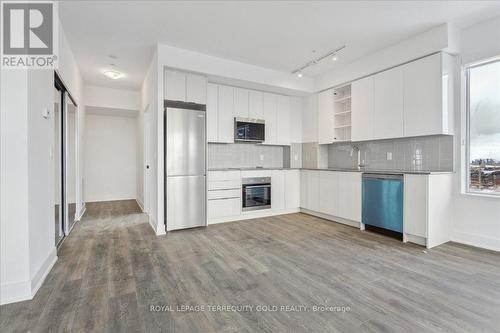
[{"left": 208, "top": 167, "right": 454, "bottom": 174}]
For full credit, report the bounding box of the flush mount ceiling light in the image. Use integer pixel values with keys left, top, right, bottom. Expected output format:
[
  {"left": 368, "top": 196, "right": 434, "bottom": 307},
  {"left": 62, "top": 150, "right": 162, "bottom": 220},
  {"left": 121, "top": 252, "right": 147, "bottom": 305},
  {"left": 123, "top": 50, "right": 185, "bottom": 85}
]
[
  {"left": 292, "top": 45, "right": 346, "bottom": 77},
  {"left": 103, "top": 70, "right": 124, "bottom": 80}
]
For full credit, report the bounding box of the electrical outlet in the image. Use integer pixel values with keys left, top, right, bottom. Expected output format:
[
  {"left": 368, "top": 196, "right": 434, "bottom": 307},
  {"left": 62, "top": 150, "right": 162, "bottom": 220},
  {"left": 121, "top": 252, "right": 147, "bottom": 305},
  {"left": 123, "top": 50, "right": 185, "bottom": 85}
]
[
  {"left": 386, "top": 152, "right": 393, "bottom": 160},
  {"left": 294, "top": 154, "right": 298, "bottom": 161},
  {"left": 260, "top": 154, "right": 264, "bottom": 161}
]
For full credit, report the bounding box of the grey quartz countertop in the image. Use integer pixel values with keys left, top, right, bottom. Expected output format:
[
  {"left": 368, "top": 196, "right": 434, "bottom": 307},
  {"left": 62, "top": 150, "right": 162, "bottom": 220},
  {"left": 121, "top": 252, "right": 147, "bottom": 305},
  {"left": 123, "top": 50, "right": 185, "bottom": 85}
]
[{"left": 208, "top": 167, "right": 454, "bottom": 174}]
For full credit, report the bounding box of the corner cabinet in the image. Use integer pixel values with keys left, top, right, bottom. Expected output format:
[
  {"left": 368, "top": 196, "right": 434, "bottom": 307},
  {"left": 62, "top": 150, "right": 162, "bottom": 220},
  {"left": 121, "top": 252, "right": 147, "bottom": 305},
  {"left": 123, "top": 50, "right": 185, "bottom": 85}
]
[{"left": 350, "top": 52, "right": 454, "bottom": 141}]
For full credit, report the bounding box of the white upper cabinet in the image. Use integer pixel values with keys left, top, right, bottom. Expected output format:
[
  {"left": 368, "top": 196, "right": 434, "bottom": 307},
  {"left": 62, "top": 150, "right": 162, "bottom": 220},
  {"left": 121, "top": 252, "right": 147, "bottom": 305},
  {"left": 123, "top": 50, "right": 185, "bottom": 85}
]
[
  {"left": 248, "top": 90, "right": 264, "bottom": 119},
  {"left": 263, "top": 93, "right": 277, "bottom": 145},
  {"left": 277, "top": 95, "right": 291, "bottom": 145},
  {"left": 373, "top": 66, "right": 404, "bottom": 139},
  {"left": 165, "top": 70, "right": 206, "bottom": 104},
  {"left": 350, "top": 52, "right": 454, "bottom": 141},
  {"left": 207, "top": 83, "right": 218, "bottom": 142},
  {"left": 351, "top": 76, "right": 374, "bottom": 141},
  {"left": 290, "top": 96, "right": 303, "bottom": 143},
  {"left": 234, "top": 87, "right": 249, "bottom": 118},
  {"left": 217, "top": 85, "right": 235, "bottom": 143},
  {"left": 403, "top": 53, "right": 454, "bottom": 137},
  {"left": 186, "top": 73, "right": 207, "bottom": 104},
  {"left": 318, "top": 89, "right": 335, "bottom": 144},
  {"left": 164, "top": 69, "right": 186, "bottom": 102}
]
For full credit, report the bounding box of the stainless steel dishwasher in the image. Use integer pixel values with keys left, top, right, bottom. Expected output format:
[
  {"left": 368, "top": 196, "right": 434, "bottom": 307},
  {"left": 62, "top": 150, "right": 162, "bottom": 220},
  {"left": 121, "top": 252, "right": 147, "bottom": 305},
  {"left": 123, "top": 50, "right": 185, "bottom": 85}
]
[{"left": 362, "top": 173, "right": 404, "bottom": 235}]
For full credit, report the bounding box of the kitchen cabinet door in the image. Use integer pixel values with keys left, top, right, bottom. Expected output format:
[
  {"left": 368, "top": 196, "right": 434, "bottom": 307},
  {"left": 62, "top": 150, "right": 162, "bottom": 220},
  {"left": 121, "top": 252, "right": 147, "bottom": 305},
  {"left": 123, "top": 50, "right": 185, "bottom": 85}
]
[
  {"left": 164, "top": 69, "right": 186, "bottom": 102},
  {"left": 403, "top": 53, "right": 444, "bottom": 137},
  {"left": 218, "top": 85, "right": 234, "bottom": 143},
  {"left": 307, "top": 171, "right": 320, "bottom": 212},
  {"left": 277, "top": 95, "right": 291, "bottom": 145},
  {"left": 263, "top": 93, "right": 277, "bottom": 144},
  {"left": 373, "top": 67, "right": 404, "bottom": 139},
  {"left": 234, "top": 88, "right": 249, "bottom": 118},
  {"left": 319, "top": 171, "right": 339, "bottom": 216},
  {"left": 338, "top": 172, "right": 361, "bottom": 222},
  {"left": 351, "top": 76, "right": 374, "bottom": 141},
  {"left": 249, "top": 90, "right": 264, "bottom": 119},
  {"left": 290, "top": 96, "right": 303, "bottom": 143},
  {"left": 318, "top": 89, "right": 335, "bottom": 144},
  {"left": 186, "top": 73, "right": 207, "bottom": 104},
  {"left": 271, "top": 170, "right": 285, "bottom": 210},
  {"left": 300, "top": 170, "right": 309, "bottom": 209},
  {"left": 207, "top": 83, "right": 218, "bottom": 142},
  {"left": 284, "top": 170, "right": 300, "bottom": 209},
  {"left": 404, "top": 174, "right": 428, "bottom": 238}
]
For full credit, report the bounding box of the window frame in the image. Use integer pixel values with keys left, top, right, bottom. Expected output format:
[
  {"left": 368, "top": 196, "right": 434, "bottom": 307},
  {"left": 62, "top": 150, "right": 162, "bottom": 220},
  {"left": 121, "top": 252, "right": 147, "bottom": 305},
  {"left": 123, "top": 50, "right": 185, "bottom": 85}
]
[{"left": 463, "top": 56, "right": 500, "bottom": 198}]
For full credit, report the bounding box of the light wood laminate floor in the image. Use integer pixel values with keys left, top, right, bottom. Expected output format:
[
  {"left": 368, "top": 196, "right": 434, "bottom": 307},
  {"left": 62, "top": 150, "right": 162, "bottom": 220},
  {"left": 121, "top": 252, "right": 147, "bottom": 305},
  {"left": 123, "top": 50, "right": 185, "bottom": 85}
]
[{"left": 1, "top": 200, "right": 499, "bottom": 332}]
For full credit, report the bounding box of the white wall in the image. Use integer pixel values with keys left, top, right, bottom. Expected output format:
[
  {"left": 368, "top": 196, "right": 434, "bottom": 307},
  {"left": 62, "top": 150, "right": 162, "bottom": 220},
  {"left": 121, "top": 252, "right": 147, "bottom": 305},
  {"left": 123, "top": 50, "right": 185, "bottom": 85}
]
[
  {"left": 140, "top": 51, "right": 160, "bottom": 233},
  {"left": 84, "top": 114, "right": 137, "bottom": 202},
  {"left": 0, "top": 17, "right": 85, "bottom": 304},
  {"left": 136, "top": 111, "right": 144, "bottom": 209},
  {"left": 451, "top": 17, "right": 500, "bottom": 251},
  {"left": 85, "top": 85, "right": 141, "bottom": 111}
]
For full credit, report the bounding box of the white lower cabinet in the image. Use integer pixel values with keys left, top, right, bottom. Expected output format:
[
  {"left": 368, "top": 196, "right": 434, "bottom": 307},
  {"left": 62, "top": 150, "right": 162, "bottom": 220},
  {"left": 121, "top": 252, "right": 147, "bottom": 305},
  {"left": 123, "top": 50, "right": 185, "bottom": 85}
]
[
  {"left": 207, "top": 171, "right": 241, "bottom": 223},
  {"left": 301, "top": 170, "right": 361, "bottom": 223},
  {"left": 208, "top": 198, "right": 241, "bottom": 219},
  {"left": 284, "top": 170, "right": 300, "bottom": 209},
  {"left": 300, "top": 170, "right": 320, "bottom": 211},
  {"left": 403, "top": 173, "right": 454, "bottom": 248},
  {"left": 319, "top": 171, "right": 339, "bottom": 216},
  {"left": 271, "top": 170, "right": 285, "bottom": 210},
  {"left": 338, "top": 172, "right": 361, "bottom": 222}
]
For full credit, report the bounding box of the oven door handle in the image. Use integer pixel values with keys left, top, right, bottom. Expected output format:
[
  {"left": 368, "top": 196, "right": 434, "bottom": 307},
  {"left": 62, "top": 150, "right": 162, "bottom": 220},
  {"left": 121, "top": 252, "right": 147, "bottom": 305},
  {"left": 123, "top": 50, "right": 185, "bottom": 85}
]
[{"left": 244, "top": 184, "right": 271, "bottom": 189}]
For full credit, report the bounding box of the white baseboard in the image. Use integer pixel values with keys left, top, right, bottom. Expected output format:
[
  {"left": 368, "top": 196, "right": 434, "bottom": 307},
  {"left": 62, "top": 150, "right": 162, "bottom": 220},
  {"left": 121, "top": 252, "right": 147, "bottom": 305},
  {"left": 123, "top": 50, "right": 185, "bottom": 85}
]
[
  {"left": 300, "top": 208, "right": 361, "bottom": 228},
  {"left": 0, "top": 249, "right": 57, "bottom": 305},
  {"left": 208, "top": 208, "right": 300, "bottom": 225},
  {"left": 405, "top": 234, "right": 427, "bottom": 247},
  {"left": 148, "top": 214, "right": 166, "bottom": 235},
  {"left": 76, "top": 203, "right": 86, "bottom": 221},
  {"left": 452, "top": 231, "right": 500, "bottom": 252},
  {"left": 136, "top": 198, "right": 144, "bottom": 212},
  {"left": 30, "top": 248, "right": 57, "bottom": 298}
]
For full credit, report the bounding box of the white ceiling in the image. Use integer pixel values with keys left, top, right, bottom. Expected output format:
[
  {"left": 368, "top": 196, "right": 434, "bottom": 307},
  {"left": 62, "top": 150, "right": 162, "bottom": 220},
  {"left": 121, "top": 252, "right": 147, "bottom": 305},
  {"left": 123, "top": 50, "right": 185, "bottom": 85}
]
[{"left": 59, "top": 1, "right": 500, "bottom": 90}]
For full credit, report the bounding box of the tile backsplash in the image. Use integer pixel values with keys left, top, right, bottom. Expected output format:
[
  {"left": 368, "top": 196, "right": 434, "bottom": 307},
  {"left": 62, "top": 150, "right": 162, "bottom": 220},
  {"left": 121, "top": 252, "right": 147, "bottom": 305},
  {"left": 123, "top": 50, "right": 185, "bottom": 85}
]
[
  {"left": 327, "top": 135, "right": 454, "bottom": 172},
  {"left": 208, "top": 143, "right": 284, "bottom": 169}
]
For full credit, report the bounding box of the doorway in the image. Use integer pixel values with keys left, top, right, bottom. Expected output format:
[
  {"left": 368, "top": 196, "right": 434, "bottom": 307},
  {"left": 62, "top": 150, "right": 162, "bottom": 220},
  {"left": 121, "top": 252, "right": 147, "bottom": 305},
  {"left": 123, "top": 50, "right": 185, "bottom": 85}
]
[{"left": 54, "top": 72, "right": 78, "bottom": 246}]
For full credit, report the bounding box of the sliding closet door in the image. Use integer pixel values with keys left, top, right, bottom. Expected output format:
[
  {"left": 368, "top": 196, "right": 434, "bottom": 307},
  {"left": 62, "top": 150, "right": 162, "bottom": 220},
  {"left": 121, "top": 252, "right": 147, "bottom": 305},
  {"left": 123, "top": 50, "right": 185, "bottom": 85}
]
[
  {"left": 66, "top": 97, "right": 78, "bottom": 231},
  {"left": 54, "top": 86, "right": 64, "bottom": 246}
]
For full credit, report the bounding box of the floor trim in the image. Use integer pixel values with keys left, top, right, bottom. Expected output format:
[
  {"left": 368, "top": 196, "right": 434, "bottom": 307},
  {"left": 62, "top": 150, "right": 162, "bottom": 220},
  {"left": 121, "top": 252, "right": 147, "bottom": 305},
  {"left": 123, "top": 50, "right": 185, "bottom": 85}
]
[
  {"left": 136, "top": 198, "right": 144, "bottom": 212},
  {"left": 0, "top": 280, "right": 31, "bottom": 305},
  {"left": 452, "top": 231, "right": 500, "bottom": 252},
  {"left": 30, "top": 248, "right": 57, "bottom": 299},
  {"left": 75, "top": 203, "right": 86, "bottom": 221},
  {"left": 300, "top": 208, "right": 360, "bottom": 228}
]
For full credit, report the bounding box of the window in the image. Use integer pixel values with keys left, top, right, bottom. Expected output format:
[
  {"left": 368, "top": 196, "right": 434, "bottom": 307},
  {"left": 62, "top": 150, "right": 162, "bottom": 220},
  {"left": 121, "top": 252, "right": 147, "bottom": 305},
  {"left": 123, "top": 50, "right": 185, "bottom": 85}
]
[{"left": 465, "top": 58, "right": 500, "bottom": 195}]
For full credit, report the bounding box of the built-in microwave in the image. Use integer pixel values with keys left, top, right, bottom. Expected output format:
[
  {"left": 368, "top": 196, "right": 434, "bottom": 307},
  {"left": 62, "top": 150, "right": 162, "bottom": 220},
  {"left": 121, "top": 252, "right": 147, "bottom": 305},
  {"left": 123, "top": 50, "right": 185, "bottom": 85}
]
[{"left": 234, "top": 118, "right": 265, "bottom": 142}]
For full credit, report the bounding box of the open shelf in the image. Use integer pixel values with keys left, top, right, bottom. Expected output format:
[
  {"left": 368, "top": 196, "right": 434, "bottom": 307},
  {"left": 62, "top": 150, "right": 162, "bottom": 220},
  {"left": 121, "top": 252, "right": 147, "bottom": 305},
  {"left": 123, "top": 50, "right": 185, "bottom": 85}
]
[
  {"left": 333, "top": 95, "right": 351, "bottom": 103},
  {"left": 334, "top": 110, "right": 351, "bottom": 115}
]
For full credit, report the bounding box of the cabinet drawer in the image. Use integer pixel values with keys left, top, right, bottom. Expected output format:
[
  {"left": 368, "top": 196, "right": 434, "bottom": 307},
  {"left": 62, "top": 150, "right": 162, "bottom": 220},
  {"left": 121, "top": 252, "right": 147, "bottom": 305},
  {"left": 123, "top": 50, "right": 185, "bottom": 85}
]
[
  {"left": 207, "top": 189, "right": 240, "bottom": 200},
  {"left": 208, "top": 198, "right": 241, "bottom": 219},
  {"left": 208, "top": 171, "right": 241, "bottom": 181},
  {"left": 208, "top": 180, "right": 240, "bottom": 190}
]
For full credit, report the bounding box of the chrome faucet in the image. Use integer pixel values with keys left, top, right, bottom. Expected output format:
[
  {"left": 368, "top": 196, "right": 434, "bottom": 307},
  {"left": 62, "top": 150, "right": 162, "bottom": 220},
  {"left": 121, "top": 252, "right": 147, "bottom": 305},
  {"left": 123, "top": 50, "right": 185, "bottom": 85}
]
[{"left": 351, "top": 144, "right": 365, "bottom": 170}]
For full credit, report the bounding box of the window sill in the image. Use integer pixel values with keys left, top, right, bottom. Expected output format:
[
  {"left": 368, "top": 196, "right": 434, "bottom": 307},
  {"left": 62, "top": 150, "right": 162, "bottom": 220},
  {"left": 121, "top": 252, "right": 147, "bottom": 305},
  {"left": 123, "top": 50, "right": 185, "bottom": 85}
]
[{"left": 461, "top": 191, "right": 500, "bottom": 199}]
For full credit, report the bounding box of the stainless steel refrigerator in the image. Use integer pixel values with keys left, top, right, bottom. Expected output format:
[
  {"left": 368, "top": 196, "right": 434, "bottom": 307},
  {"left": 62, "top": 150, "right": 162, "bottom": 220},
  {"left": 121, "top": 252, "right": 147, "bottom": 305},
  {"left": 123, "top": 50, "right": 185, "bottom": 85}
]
[{"left": 165, "top": 101, "right": 206, "bottom": 231}]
